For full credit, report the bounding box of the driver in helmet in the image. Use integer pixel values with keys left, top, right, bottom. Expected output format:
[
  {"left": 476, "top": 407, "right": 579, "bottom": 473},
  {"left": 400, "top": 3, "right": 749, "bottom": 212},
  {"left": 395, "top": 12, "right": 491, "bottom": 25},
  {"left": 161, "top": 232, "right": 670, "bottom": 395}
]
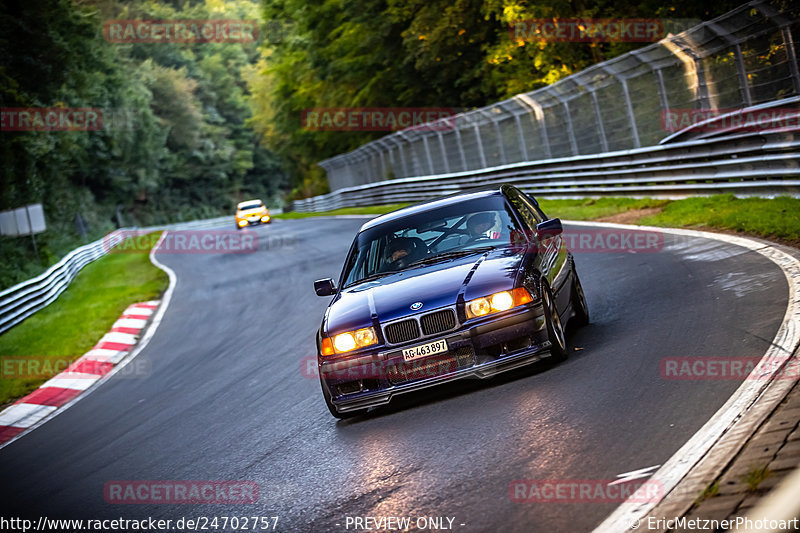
[
  {"left": 384, "top": 237, "right": 414, "bottom": 271},
  {"left": 466, "top": 212, "right": 496, "bottom": 242}
]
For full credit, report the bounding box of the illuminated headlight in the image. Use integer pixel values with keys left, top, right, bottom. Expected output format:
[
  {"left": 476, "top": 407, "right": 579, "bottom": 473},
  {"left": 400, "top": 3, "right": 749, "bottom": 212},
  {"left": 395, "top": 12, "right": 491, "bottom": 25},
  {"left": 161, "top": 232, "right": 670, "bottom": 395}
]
[
  {"left": 261, "top": 215, "right": 270, "bottom": 222},
  {"left": 322, "top": 327, "right": 379, "bottom": 355},
  {"left": 465, "top": 288, "right": 533, "bottom": 319},
  {"left": 237, "top": 219, "right": 247, "bottom": 226},
  {"left": 334, "top": 333, "right": 357, "bottom": 352}
]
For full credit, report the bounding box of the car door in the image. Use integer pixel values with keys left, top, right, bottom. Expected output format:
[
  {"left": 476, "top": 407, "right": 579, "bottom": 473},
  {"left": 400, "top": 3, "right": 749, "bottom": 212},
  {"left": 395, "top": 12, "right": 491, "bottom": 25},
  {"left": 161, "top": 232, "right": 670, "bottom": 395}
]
[
  {"left": 515, "top": 191, "right": 570, "bottom": 315},
  {"left": 505, "top": 189, "right": 549, "bottom": 288}
]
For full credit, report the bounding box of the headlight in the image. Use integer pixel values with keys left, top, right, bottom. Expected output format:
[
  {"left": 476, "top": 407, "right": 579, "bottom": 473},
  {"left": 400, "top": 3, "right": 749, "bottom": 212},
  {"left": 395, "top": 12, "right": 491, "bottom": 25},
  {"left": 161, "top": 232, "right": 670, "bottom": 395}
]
[
  {"left": 261, "top": 215, "right": 270, "bottom": 222},
  {"left": 334, "top": 333, "right": 357, "bottom": 352},
  {"left": 237, "top": 219, "right": 247, "bottom": 226},
  {"left": 465, "top": 288, "right": 533, "bottom": 319},
  {"left": 322, "top": 326, "right": 379, "bottom": 355}
]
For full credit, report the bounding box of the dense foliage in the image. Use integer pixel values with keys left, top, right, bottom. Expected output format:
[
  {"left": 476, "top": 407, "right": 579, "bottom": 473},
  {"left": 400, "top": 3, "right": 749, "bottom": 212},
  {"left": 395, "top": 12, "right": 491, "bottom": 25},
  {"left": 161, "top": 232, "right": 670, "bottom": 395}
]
[
  {"left": 249, "top": 0, "right": 746, "bottom": 198},
  {"left": 0, "top": 0, "right": 286, "bottom": 288},
  {"left": 1, "top": 0, "right": 753, "bottom": 288}
]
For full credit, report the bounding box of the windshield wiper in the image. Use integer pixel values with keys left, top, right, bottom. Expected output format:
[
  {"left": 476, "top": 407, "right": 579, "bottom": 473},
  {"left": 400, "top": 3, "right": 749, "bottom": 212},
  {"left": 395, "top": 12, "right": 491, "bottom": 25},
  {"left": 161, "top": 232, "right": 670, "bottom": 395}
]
[
  {"left": 346, "top": 271, "right": 397, "bottom": 287},
  {"left": 405, "top": 246, "right": 494, "bottom": 268},
  {"left": 347, "top": 247, "right": 496, "bottom": 286}
]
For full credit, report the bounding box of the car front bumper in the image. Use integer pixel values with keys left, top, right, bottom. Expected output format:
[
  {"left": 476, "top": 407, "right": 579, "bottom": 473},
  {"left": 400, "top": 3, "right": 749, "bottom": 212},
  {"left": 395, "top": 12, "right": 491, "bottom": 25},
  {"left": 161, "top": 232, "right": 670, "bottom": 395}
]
[
  {"left": 319, "top": 303, "right": 552, "bottom": 414},
  {"left": 238, "top": 215, "right": 271, "bottom": 226}
]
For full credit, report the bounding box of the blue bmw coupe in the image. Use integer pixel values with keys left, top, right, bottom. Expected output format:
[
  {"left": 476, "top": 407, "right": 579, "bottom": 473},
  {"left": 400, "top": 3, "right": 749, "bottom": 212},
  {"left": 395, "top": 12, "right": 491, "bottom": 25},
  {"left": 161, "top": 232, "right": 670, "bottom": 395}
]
[{"left": 313, "top": 184, "right": 589, "bottom": 418}]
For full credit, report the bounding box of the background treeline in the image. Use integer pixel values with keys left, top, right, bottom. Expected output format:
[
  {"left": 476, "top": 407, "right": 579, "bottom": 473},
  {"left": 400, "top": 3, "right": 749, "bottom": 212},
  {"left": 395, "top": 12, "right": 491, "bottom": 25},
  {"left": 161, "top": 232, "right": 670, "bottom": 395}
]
[
  {"left": 0, "top": 0, "right": 286, "bottom": 288},
  {"left": 2, "top": 0, "right": 749, "bottom": 289},
  {"left": 250, "top": 0, "right": 747, "bottom": 199}
]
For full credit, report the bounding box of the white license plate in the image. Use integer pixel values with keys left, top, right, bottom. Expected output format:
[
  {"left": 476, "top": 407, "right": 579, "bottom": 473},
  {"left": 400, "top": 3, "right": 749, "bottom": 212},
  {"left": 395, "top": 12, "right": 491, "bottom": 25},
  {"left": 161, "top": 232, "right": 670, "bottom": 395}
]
[{"left": 402, "top": 339, "right": 448, "bottom": 362}]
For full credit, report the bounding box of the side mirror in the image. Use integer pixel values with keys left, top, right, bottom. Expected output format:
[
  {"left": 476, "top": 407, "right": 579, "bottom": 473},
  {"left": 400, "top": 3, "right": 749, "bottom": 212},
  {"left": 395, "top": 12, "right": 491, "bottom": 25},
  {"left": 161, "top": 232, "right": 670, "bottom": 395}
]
[
  {"left": 536, "top": 218, "right": 563, "bottom": 238},
  {"left": 314, "top": 278, "right": 337, "bottom": 296}
]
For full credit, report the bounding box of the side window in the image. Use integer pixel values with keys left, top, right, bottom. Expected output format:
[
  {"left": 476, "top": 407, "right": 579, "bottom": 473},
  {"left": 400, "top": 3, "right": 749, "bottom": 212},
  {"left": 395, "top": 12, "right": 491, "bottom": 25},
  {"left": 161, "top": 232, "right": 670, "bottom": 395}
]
[
  {"left": 507, "top": 190, "right": 539, "bottom": 231},
  {"left": 368, "top": 238, "right": 384, "bottom": 274},
  {"left": 505, "top": 190, "right": 540, "bottom": 249},
  {"left": 343, "top": 245, "right": 362, "bottom": 285},
  {"left": 519, "top": 195, "right": 546, "bottom": 224}
]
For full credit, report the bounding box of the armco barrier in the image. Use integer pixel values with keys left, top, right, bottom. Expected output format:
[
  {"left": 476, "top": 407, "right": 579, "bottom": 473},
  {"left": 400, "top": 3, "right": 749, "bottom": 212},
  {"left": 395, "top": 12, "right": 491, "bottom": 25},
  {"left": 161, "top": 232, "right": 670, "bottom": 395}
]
[
  {"left": 291, "top": 101, "right": 800, "bottom": 212},
  {"left": 315, "top": 0, "right": 800, "bottom": 191},
  {"left": 0, "top": 230, "right": 127, "bottom": 335},
  {"left": 0, "top": 215, "right": 234, "bottom": 335}
]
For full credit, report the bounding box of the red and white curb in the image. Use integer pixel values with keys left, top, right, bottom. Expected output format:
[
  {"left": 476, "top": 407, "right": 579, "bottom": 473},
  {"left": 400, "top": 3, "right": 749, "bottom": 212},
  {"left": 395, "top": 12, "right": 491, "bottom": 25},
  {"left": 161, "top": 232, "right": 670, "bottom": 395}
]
[{"left": 0, "top": 301, "right": 160, "bottom": 445}]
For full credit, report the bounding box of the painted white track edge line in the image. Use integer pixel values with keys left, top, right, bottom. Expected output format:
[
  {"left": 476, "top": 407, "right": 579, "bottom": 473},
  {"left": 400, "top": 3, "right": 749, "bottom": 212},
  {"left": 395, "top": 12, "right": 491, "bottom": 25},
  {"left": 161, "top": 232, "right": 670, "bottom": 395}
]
[
  {"left": 575, "top": 221, "right": 800, "bottom": 533},
  {"left": 0, "top": 231, "right": 178, "bottom": 451}
]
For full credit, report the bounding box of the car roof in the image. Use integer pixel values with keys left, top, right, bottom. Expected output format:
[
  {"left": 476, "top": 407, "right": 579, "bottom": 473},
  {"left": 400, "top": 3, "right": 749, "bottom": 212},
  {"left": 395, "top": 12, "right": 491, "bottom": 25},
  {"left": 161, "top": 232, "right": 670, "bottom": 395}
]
[{"left": 359, "top": 184, "right": 512, "bottom": 231}]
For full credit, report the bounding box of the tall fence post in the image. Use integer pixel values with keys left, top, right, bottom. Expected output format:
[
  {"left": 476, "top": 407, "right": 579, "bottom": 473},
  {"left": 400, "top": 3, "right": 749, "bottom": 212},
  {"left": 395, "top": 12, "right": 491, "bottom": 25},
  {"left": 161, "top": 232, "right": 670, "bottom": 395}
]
[
  {"left": 590, "top": 90, "right": 609, "bottom": 153},
  {"left": 783, "top": 27, "right": 800, "bottom": 95},
  {"left": 422, "top": 135, "right": 435, "bottom": 175},
  {"left": 454, "top": 125, "right": 468, "bottom": 171},
  {"left": 397, "top": 139, "right": 411, "bottom": 177},
  {"left": 734, "top": 43, "right": 753, "bottom": 106},
  {"left": 488, "top": 111, "right": 507, "bottom": 165},
  {"left": 473, "top": 122, "right": 487, "bottom": 169},
  {"left": 437, "top": 131, "right": 450, "bottom": 174},
  {"left": 514, "top": 113, "right": 529, "bottom": 162},
  {"left": 619, "top": 77, "right": 641, "bottom": 149},
  {"left": 561, "top": 100, "right": 579, "bottom": 155}
]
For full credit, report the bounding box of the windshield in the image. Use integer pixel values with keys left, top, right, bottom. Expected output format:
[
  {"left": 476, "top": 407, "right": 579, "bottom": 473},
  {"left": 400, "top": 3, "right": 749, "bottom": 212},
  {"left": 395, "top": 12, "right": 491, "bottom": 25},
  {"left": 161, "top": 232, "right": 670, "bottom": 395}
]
[
  {"left": 238, "top": 202, "right": 264, "bottom": 211},
  {"left": 342, "top": 194, "right": 522, "bottom": 287}
]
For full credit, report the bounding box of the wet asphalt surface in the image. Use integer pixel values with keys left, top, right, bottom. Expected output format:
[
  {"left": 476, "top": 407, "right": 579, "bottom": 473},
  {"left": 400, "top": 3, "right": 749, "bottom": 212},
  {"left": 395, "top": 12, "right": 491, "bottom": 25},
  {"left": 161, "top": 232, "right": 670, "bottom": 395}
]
[{"left": 0, "top": 218, "right": 788, "bottom": 533}]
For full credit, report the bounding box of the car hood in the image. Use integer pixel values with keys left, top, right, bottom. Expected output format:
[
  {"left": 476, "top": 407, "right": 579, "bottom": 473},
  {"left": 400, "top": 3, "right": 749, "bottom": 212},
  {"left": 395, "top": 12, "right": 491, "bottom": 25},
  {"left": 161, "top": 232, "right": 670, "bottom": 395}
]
[{"left": 324, "top": 247, "right": 524, "bottom": 335}]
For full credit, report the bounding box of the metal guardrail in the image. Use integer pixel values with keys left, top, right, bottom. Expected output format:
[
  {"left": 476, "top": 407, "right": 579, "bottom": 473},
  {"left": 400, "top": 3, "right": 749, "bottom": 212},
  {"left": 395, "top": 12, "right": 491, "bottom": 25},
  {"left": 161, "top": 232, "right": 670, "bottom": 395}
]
[
  {"left": 136, "top": 215, "right": 232, "bottom": 233},
  {"left": 291, "top": 104, "right": 800, "bottom": 212},
  {"left": 305, "top": 0, "right": 799, "bottom": 204},
  {"left": 0, "top": 230, "right": 127, "bottom": 335},
  {"left": 0, "top": 215, "right": 237, "bottom": 335}
]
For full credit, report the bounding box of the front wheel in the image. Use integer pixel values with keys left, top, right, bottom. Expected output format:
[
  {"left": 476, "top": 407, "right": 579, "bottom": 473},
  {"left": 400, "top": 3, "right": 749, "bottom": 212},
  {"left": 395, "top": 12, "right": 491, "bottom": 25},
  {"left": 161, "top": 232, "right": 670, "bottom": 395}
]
[
  {"left": 570, "top": 269, "right": 590, "bottom": 327},
  {"left": 542, "top": 283, "right": 567, "bottom": 362}
]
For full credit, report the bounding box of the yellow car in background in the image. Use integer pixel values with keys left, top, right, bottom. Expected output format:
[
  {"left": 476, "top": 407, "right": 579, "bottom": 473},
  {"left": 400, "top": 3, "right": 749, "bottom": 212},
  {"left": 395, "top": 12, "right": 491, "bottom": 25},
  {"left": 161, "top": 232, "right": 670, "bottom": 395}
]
[{"left": 235, "top": 199, "right": 271, "bottom": 229}]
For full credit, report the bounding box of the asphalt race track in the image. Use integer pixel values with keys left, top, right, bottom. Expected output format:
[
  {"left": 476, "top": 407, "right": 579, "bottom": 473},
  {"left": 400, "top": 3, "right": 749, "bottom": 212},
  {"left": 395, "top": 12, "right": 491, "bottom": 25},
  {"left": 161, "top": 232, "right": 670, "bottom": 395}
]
[{"left": 0, "top": 218, "right": 789, "bottom": 533}]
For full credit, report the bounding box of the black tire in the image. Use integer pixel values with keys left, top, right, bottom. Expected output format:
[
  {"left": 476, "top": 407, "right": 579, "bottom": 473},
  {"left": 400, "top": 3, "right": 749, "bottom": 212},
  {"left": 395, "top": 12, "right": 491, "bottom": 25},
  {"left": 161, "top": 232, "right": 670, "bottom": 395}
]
[
  {"left": 570, "top": 268, "right": 590, "bottom": 327},
  {"left": 542, "top": 282, "right": 567, "bottom": 362},
  {"left": 320, "top": 378, "right": 367, "bottom": 419}
]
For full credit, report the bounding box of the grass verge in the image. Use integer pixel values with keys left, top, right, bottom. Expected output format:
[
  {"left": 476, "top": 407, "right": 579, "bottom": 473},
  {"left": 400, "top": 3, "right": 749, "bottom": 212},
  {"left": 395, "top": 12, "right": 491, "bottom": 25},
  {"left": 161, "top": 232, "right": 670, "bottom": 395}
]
[
  {"left": 536, "top": 197, "right": 671, "bottom": 220},
  {"left": 283, "top": 195, "right": 799, "bottom": 244},
  {"left": 275, "top": 203, "right": 409, "bottom": 219},
  {"left": 638, "top": 195, "right": 800, "bottom": 241},
  {"left": 0, "top": 232, "right": 168, "bottom": 406},
  {"left": 539, "top": 195, "right": 800, "bottom": 243}
]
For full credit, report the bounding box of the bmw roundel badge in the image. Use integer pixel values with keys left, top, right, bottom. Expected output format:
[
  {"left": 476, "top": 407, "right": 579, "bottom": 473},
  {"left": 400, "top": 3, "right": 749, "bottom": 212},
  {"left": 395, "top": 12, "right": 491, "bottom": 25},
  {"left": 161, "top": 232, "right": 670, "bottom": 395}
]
[{"left": 410, "top": 302, "right": 423, "bottom": 310}]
